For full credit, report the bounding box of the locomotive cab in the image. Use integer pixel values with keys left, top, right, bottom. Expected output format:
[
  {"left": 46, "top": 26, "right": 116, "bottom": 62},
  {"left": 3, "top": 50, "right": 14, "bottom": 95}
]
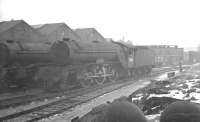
[{"left": 111, "top": 41, "right": 135, "bottom": 69}]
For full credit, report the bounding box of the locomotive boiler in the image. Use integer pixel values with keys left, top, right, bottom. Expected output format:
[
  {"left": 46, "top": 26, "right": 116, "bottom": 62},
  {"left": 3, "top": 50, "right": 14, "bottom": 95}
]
[
  {"left": 36, "top": 39, "right": 127, "bottom": 89},
  {"left": 0, "top": 40, "right": 51, "bottom": 66},
  {"left": 50, "top": 39, "right": 120, "bottom": 64},
  {"left": 0, "top": 40, "right": 52, "bottom": 89}
]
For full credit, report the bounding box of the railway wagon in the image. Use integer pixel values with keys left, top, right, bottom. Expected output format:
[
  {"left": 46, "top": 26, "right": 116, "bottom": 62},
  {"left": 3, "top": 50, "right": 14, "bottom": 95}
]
[
  {"left": 132, "top": 46, "right": 155, "bottom": 75},
  {"left": 111, "top": 42, "right": 155, "bottom": 78}
]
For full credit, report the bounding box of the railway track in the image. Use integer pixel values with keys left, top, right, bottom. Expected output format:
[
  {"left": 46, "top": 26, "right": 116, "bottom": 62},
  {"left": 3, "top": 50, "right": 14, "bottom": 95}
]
[
  {"left": 0, "top": 66, "right": 189, "bottom": 122},
  {"left": 0, "top": 79, "right": 134, "bottom": 121},
  {"left": 0, "top": 88, "right": 82, "bottom": 110},
  {"left": 0, "top": 66, "right": 179, "bottom": 110},
  {"left": 0, "top": 94, "right": 40, "bottom": 110}
]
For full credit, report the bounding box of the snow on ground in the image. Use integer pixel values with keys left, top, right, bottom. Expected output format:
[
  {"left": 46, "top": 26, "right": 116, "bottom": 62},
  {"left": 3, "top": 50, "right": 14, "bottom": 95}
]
[
  {"left": 133, "top": 64, "right": 200, "bottom": 122},
  {"left": 154, "top": 70, "right": 180, "bottom": 81},
  {"left": 146, "top": 114, "right": 160, "bottom": 122}
]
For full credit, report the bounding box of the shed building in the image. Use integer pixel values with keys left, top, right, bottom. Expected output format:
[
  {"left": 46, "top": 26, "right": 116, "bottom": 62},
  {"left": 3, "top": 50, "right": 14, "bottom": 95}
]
[
  {"left": 0, "top": 20, "right": 47, "bottom": 43},
  {"left": 75, "top": 28, "right": 106, "bottom": 42},
  {"left": 148, "top": 45, "right": 184, "bottom": 66},
  {"left": 187, "top": 51, "right": 200, "bottom": 64},
  {"left": 33, "top": 23, "right": 81, "bottom": 44}
]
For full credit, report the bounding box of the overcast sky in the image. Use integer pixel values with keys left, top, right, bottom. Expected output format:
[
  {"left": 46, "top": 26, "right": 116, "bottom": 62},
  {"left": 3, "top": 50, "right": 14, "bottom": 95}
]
[{"left": 0, "top": 0, "right": 200, "bottom": 51}]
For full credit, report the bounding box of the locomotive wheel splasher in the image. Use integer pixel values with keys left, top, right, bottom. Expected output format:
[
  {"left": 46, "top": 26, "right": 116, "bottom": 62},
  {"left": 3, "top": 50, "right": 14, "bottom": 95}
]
[
  {"left": 78, "top": 64, "right": 118, "bottom": 88},
  {"left": 79, "top": 71, "right": 95, "bottom": 88},
  {"left": 94, "top": 65, "right": 106, "bottom": 85}
]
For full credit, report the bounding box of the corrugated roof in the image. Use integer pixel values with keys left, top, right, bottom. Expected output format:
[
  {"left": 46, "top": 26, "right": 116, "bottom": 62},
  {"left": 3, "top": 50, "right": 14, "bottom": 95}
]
[
  {"left": 75, "top": 28, "right": 106, "bottom": 42},
  {"left": 0, "top": 20, "right": 23, "bottom": 34},
  {"left": 32, "top": 23, "right": 82, "bottom": 41},
  {"left": 34, "top": 23, "right": 64, "bottom": 35}
]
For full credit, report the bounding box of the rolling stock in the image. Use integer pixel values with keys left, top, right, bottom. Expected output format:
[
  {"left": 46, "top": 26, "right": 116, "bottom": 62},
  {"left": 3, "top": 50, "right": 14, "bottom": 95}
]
[{"left": 0, "top": 37, "right": 155, "bottom": 91}]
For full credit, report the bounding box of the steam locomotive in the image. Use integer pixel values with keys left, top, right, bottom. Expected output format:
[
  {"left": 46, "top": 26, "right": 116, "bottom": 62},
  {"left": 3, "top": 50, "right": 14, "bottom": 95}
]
[{"left": 0, "top": 37, "right": 155, "bottom": 91}]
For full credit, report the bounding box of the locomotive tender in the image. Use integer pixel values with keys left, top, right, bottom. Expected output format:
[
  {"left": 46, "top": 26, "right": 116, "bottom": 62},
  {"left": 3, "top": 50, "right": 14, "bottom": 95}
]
[{"left": 0, "top": 20, "right": 155, "bottom": 91}]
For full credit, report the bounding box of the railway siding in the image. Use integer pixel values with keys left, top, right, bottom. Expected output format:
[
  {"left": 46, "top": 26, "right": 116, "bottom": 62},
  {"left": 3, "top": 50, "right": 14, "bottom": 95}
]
[
  {"left": 0, "top": 66, "right": 182, "bottom": 122},
  {"left": 42, "top": 80, "right": 150, "bottom": 122},
  {"left": 0, "top": 79, "right": 145, "bottom": 122}
]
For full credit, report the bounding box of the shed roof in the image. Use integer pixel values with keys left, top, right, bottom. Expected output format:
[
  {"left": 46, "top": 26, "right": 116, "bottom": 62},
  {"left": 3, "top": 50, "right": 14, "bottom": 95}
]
[
  {"left": 33, "top": 23, "right": 82, "bottom": 41},
  {"left": 33, "top": 23, "right": 64, "bottom": 35},
  {"left": 75, "top": 28, "right": 106, "bottom": 42},
  {"left": 0, "top": 20, "right": 23, "bottom": 33}
]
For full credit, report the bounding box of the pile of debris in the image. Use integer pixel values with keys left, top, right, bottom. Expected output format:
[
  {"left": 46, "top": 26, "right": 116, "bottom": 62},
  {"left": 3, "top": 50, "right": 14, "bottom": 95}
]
[{"left": 129, "top": 67, "right": 200, "bottom": 121}]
